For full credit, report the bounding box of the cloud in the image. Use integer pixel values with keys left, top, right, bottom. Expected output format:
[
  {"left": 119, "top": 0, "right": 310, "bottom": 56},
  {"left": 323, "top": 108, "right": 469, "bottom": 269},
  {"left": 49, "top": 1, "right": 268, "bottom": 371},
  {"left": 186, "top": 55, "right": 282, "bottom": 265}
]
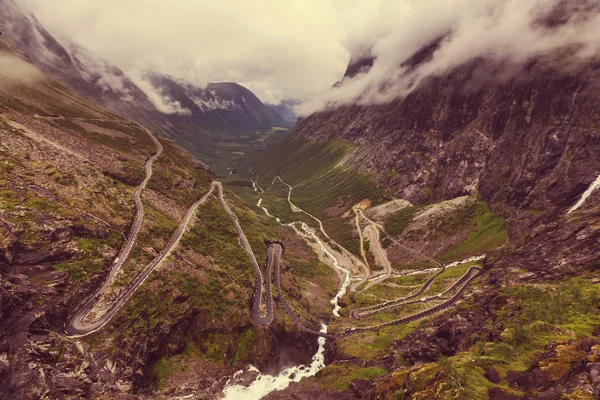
[
  {"left": 298, "top": 0, "right": 600, "bottom": 114},
  {"left": 15, "top": 0, "right": 600, "bottom": 115},
  {"left": 129, "top": 71, "right": 191, "bottom": 115},
  {"left": 0, "top": 54, "right": 44, "bottom": 84},
  {"left": 16, "top": 0, "right": 379, "bottom": 104}
]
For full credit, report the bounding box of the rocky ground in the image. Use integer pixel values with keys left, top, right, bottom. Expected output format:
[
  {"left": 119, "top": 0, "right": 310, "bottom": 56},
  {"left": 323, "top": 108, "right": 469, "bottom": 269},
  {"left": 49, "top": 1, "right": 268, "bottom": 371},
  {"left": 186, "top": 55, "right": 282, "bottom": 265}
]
[
  {"left": 0, "top": 46, "right": 335, "bottom": 399},
  {"left": 246, "top": 50, "right": 600, "bottom": 398}
]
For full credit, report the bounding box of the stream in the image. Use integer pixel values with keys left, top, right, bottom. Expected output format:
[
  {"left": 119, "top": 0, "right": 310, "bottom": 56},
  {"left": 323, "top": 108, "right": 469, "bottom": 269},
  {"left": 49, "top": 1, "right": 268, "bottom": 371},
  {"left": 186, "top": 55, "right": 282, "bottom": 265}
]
[
  {"left": 222, "top": 325, "right": 327, "bottom": 399},
  {"left": 567, "top": 173, "right": 600, "bottom": 213},
  {"left": 221, "top": 181, "right": 352, "bottom": 399}
]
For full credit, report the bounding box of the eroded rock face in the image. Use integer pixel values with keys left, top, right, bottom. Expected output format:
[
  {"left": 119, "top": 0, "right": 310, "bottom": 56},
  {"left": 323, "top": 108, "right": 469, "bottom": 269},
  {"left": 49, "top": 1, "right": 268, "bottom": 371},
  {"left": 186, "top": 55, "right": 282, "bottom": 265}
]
[
  {"left": 294, "top": 59, "right": 600, "bottom": 279},
  {"left": 295, "top": 60, "right": 600, "bottom": 215},
  {"left": 0, "top": 213, "right": 17, "bottom": 264}
]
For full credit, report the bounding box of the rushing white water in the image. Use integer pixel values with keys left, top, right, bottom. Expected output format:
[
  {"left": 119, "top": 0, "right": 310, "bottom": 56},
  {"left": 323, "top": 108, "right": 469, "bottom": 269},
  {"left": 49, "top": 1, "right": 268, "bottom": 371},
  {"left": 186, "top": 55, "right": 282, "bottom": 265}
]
[
  {"left": 390, "top": 254, "right": 486, "bottom": 278},
  {"left": 257, "top": 199, "right": 280, "bottom": 223},
  {"left": 444, "top": 254, "right": 486, "bottom": 268},
  {"left": 295, "top": 223, "right": 351, "bottom": 317},
  {"left": 221, "top": 324, "right": 328, "bottom": 399},
  {"left": 567, "top": 173, "right": 600, "bottom": 214}
]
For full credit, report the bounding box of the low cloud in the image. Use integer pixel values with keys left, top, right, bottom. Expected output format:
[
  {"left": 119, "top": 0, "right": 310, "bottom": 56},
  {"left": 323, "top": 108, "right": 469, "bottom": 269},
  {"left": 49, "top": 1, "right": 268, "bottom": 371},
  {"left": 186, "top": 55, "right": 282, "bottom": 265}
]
[
  {"left": 16, "top": 0, "right": 370, "bottom": 104},
  {"left": 129, "top": 71, "right": 191, "bottom": 115},
  {"left": 0, "top": 54, "right": 44, "bottom": 85},
  {"left": 14, "top": 0, "right": 600, "bottom": 116},
  {"left": 298, "top": 0, "right": 600, "bottom": 115}
]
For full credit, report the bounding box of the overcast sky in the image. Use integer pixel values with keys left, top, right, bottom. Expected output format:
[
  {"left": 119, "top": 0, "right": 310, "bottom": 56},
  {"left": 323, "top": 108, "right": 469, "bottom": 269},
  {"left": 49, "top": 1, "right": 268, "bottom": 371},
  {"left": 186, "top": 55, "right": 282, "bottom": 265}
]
[
  {"left": 17, "top": 0, "right": 383, "bottom": 104},
  {"left": 16, "top": 0, "right": 600, "bottom": 113}
]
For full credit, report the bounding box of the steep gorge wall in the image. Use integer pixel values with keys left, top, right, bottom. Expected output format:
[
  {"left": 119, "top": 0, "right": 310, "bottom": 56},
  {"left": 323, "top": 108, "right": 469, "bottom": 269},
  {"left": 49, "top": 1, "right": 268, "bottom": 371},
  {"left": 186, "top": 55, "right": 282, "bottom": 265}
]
[{"left": 293, "top": 59, "right": 600, "bottom": 278}]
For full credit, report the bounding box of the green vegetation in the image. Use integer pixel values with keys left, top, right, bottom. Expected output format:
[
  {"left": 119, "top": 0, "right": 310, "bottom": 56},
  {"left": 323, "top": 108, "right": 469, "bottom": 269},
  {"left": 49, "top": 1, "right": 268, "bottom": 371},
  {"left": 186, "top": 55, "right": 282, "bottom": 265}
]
[
  {"left": 233, "top": 328, "right": 255, "bottom": 363},
  {"left": 253, "top": 136, "right": 355, "bottom": 185},
  {"left": 322, "top": 216, "right": 361, "bottom": 256},
  {"left": 137, "top": 201, "right": 178, "bottom": 250},
  {"left": 294, "top": 167, "right": 384, "bottom": 220},
  {"left": 287, "top": 254, "right": 332, "bottom": 280},
  {"left": 401, "top": 277, "right": 600, "bottom": 399},
  {"left": 385, "top": 205, "right": 426, "bottom": 236},
  {"left": 182, "top": 200, "right": 262, "bottom": 276},
  {"left": 317, "top": 365, "right": 388, "bottom": 392},
  {"left": 335, "top": 328, "right": 409, "bottom": 361},
  {"left": 152, "top": 356, "right": 184, "bottom": 390},
  {"left": 50, "top": 119, "right": 149, "bottom": 155},
  {"left": 502, "top": 277, "right": 600, "bottom": 338},
  {"left": 53, "top": 259, "right": 103, "bottom": 281},
  {"left": 148, "top": 140, "right": 213, "bottom": 207},
  {"left": 248, "top": 137, "right": 386, "bottom": 257},
  {"left": 438, "top": 202, "right": 507, "bottom": 262}
]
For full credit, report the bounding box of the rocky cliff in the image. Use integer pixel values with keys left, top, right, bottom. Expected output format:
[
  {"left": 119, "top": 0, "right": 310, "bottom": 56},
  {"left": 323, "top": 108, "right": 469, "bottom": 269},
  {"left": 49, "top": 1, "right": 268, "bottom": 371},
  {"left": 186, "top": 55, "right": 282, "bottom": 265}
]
[
  {"left": 251, "top": 46, "right": 600, "bottom": 398},
  {"left": 293, "top": 54, "right": 600, "bottom": 275},
  {"left": 0, "top": 37, "right": 327, "bottom": 399}
]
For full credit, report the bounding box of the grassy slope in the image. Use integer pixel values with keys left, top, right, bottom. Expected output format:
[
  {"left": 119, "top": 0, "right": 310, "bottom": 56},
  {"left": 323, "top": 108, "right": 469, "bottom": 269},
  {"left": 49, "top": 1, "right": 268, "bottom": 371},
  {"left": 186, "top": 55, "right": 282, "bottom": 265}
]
[
  {"left": 249, "top": 135, "right": 386, "bottom": 257},
  {"left": 0, "top": 43, "right": 299, "bottom": 392}
]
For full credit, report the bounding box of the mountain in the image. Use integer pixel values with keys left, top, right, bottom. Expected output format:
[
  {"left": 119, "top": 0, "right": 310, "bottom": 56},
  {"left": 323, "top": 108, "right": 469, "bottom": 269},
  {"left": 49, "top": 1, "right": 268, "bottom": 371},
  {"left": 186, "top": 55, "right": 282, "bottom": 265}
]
[
  {"left": 249, "top": 40, "right": 600, "bottom": 399},
  {"left": 266, "top": 99, "right": 300, "bottom": 126},
  {"left": 3, "top": 0, "right": 600, "bottom": 398},
  {"left": 0, "top": 33, "right": 332, "bottom": 398},
  {"left": 0, "top": 0, "right": 288, "bottom": 167},
  {"left": 144, "top": 72, "right": 288, "bottom": 134}
]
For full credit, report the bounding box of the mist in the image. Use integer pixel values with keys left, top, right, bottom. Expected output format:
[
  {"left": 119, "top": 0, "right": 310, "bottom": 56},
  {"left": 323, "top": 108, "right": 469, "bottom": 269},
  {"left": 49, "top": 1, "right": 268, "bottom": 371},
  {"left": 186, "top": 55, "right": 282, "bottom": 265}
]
[
  {"left": 16, "top": 0, "right": 380, "bottom": 105},
  {"left": 0, "top": 54, "right": 44, "bottom": 85},
  {"left": 298, "top": 0, "right": 600, "bottom": 115},
  {"left": 14, "top": 0, "right": 600, "bottom": 116}
]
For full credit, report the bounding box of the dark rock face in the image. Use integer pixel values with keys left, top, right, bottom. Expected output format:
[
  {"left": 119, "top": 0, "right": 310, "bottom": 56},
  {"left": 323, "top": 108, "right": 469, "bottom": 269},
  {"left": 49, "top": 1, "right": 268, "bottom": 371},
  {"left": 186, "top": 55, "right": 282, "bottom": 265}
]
[
  {"left": 145, "top": 73, "right": 288, "bottom": 134},
  {"left": 0, "top": 214, "right": 17, "bottom": 264},
  {"left": 506, "top": 369, "right": 549, "bottom": 390},
  {"left": 488, "top": 387, "right": 525, "bottom": 400},
  {"left": 296, "top": 60, "right": 600, "bottom": 212},
  {"left": 294, "top": 58, "right": 600, "bottom": 278},
  {"left": 484, "top": 367, "right": 502, "bottom": 384}
]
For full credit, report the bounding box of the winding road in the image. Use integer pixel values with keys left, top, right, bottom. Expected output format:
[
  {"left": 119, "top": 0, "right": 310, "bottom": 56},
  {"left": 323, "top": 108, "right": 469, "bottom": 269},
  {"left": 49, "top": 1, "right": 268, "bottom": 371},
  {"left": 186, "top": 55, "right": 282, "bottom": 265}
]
[
  {"left": 64, "top": 129, "right": 213, "bottom": 336},
  {"left": 214, "top": 181, "right": 274, "bottom": 325},
  {"left": 63, "top": 147, "right": 484, "bottom": 340},
  {"left": 258, "top": 241, "right": 483, "bottom": 339},
  {"left": 249, "top": 175, "right": 485, "bottom": 339}
]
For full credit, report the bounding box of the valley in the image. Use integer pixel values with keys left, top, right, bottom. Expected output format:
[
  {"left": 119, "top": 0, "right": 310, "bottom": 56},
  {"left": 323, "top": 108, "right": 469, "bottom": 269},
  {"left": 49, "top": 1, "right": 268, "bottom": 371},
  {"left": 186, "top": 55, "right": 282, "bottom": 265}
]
[{"left": 1, "top": 1, "right": 600, "bottom": 399}]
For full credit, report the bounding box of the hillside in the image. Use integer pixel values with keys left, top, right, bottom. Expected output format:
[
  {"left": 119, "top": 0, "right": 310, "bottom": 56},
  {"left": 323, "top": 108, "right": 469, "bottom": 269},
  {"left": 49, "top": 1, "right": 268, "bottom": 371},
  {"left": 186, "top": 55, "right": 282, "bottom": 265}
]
[
  {"left": 247, "top": 44, "right": 600, "bottom": 399},
  {"left": 0, "top": 38, "right": 337, "bottom": 399},
  {"left": 0, "top": 0, "right": 289, "bottom": 173}
]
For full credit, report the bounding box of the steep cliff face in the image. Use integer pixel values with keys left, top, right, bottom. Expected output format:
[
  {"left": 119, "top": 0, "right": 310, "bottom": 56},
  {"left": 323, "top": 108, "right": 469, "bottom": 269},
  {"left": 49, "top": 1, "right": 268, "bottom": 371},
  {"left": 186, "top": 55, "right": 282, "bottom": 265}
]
[
  {"left": 253, "top": 51, "right": 600, "bottom": 398},
  {"left": 292, "top": 57, "right": 600, "bottom": 277}
]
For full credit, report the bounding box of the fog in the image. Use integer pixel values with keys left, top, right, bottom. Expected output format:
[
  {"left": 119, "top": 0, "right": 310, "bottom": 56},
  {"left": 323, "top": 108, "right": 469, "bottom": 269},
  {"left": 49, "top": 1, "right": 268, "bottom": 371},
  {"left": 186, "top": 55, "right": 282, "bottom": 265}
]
[
  {"left": 16, "top": 0, "right": 600, "bottom": 115},
  {"left": 17, "top": 0, "right": 380, "bottom": 105},
  {"left": 299, "top": 0, "right": 600, "bottom": 114},
  {"left": 0, "top": 54, "right": 44, "bottom": 85}
]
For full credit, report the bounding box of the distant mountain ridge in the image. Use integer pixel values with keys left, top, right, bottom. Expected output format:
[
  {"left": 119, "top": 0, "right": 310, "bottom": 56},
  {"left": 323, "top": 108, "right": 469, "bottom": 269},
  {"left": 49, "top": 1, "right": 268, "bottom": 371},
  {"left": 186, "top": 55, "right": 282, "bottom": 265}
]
[
  {"left": 0, "top": 0, "right": 287, "bottom": 162},
  {"left": 144, "top": 72, "right": 288, "bottom": 133},
  {"left": 267, "top": 99, "right": 300, "bottom": 125}
]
